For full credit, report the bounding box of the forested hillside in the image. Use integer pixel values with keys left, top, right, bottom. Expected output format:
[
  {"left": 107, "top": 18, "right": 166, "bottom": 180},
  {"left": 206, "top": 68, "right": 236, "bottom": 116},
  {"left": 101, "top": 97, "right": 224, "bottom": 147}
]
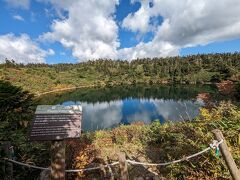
[{"left": 0, "top": 53, "right": 239, "bottom": 93}]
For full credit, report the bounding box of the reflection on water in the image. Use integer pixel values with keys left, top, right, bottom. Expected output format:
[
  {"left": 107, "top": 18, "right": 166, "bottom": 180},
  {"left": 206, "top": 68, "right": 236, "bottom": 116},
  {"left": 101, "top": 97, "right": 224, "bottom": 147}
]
[
  {"left": 61, "top": 98, "right": 202, "bottom": 131},
  {"left": 39, "top": 84, "right": 221, "bottom": 131}
]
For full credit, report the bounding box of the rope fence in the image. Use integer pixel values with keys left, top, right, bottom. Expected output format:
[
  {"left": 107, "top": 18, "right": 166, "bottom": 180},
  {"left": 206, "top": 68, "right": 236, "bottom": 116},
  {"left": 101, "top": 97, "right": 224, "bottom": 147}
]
[
  {"left": 65, "top": 162, "right": 119, "bottom": 173},
  {"left": 2, "top": 139, "right": 223, "bottom": 173},
  {"left": 2, "top": 158, "right": 49, "bottom": 171}
]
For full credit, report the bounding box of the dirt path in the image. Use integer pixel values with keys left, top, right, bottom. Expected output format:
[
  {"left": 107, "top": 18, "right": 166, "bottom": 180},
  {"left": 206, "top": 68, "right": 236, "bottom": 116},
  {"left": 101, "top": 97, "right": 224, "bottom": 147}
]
[{"left": 35, "top": 85, "right": 97, "bottom": 97}]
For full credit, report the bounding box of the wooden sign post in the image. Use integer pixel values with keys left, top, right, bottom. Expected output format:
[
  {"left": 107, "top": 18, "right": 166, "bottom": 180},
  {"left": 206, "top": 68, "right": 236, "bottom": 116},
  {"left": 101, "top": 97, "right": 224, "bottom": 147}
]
[
  {"left": 51, "top": 141, "right": 66, "bottom": 180},
  {"left": 29, "top": 105, "right": 82, "bottom": 180}
]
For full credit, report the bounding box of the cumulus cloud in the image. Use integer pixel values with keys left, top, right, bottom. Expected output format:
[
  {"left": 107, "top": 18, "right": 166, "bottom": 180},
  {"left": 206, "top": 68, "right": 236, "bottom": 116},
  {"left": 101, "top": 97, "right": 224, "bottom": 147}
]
[
  {"left": 0, "top": 34, "right": 54, "bottom": 64},
  {"left": 39, "top": 0, "right": 120, "bottom": 61},
  {"left": 151, "top": 0, "right": 240, "bottom": 46},
  {"left": 12, "top": 15, "right": 24, "bottom": 21},
  {"left": 4, "top": 0, "right": 29, "bottom": 9},
  {"left": 118, "top": 39, "right": 179, "bottom": 60},
  {"left": 120, "top": 0, "right": 240, "bottom": 59},
  {"left": 39, "top": 0, "right": 240, "bottom": 61},
  {"left": 122, "top": 0, "right": 152, "bottom": 33}
]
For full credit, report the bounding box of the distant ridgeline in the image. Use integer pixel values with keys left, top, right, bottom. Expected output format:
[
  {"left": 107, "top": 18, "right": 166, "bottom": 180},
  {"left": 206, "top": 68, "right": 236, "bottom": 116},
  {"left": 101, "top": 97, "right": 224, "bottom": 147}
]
[{"left": 0, "top": 53, "right": 239, "bottom": 93}]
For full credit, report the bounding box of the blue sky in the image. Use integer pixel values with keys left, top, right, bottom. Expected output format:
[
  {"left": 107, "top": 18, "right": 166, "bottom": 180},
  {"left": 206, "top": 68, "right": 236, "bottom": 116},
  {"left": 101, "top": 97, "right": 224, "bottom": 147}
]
[{"left": 0, "top": 0, "right": 240, "bottom": 64}]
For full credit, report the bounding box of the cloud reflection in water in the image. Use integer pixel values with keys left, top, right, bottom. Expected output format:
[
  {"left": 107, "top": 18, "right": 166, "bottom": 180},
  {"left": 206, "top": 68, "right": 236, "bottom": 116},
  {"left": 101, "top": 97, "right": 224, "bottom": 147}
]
[{"left": 62, "top": 98, "right": 202, "bottom": 131}]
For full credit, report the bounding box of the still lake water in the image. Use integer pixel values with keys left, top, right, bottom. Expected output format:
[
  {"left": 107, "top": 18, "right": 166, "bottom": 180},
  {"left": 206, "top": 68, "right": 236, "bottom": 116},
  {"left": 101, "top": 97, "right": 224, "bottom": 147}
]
[{"left": 39, "top": 84, "right": 223, "bottom": 131}]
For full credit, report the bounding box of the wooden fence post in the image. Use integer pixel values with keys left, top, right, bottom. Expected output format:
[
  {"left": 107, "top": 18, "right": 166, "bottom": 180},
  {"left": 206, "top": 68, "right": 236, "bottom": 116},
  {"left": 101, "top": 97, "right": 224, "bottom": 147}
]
[
  {"left": 212, "top": 129, "right": 240, "bottom": 180},
  {"left": 107, "top": 157, "right": 115, "bottom": 180},
  {"left": 118, "top": 152, "right": 129, "bottom": 180},
  {"left": 100, "top": 164, "right": 107, "bottom": 178},
  {"left": 1, "top": 141, "right": 13, "bottom": 180},
  {"left": 51, "top": 140, "right": 65, "bottom": 180}
]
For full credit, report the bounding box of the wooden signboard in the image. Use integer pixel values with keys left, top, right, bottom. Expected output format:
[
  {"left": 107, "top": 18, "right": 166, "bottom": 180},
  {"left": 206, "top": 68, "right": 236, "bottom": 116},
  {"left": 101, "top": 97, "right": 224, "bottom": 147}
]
[
  {"left": 29, "top": 105, "right": 82, "bottom": 141},
  {"left": 28, "top": 105, "right": 82, "bottom": 180}
]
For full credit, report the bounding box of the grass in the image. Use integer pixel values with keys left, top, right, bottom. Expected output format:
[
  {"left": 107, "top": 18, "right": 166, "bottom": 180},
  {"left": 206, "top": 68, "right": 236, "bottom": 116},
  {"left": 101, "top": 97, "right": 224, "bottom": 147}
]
[
  {"left": 0, "top": 66, "right": 102, "bottom": 93},
  {"left": 65, "top": 101, "right": 240, "bottom": 179}
]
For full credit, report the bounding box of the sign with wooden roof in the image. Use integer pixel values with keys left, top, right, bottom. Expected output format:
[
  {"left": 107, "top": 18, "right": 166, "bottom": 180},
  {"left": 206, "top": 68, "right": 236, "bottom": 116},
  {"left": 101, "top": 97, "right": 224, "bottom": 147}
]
[{"left": 29, "top": 105, "right": 82, "bottom": 141}]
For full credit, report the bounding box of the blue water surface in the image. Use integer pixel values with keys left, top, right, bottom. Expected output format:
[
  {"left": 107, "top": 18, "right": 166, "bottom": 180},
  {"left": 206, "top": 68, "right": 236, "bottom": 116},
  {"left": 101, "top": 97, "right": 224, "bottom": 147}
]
[{"left": 61, "top": 98, "right": 202, "bottom": 131}]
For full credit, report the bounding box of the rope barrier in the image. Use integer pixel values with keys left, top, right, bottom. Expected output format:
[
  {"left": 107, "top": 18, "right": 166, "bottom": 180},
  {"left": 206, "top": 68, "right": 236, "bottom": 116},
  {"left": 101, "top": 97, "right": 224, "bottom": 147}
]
[
  {"left": 127, "top": 139, "right": 223, "bottom": 166},
  {"left": 65, "top": 162, "right": 119, "bottom": 173},
  {"left": 127, "top": 147, "right": 211, "bottom": 166},
  {"left": 2, "top": 158, "right": 50, "bottom": 171},
  {"left": 2, "top": 158, "right": 119, "bottom": 172},
  {"left": 2, "top": 139, "right": 223, "bottom": 172}
]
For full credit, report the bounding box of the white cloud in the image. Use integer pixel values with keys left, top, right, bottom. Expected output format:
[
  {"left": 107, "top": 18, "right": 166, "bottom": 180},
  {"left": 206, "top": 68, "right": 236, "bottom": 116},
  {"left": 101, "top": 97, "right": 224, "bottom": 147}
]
[
  {"left": 118, "top": 40, "right": 179, "bottom": 60},
  {"left": 12, "top": 15, "right": 24, "bottom": 21},
  {"left": 47, "top": 48, "right": 55, "bottom": 55},
  {"left": 0, "top": 34, "right": 54, "bottom": 64},
  {"left": 4, "top": 0, "right": 29, "bottom": 9},
  {"left": 39, "top": 0, "right": 120, "bottom": 61},
  {"left": 152, "top": 0, "right": 240, "bottom": 46},
  {"left": 122, "top": 0, "right": 152, "bottom": 33},
  {"left": 120, "top": 0, "right": 240, "bottom": 59},
  {"left": 39, "top": 0, "right": 240, "bottom": 61}
]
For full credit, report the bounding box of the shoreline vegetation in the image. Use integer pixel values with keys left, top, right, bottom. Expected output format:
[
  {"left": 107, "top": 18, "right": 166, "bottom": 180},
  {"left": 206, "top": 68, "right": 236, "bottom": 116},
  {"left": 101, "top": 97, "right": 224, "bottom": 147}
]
[
  {"left": 0, "top": 52, "right": 239, "bottom": 179},
  {"left": 36, "top": 80, "right": 236, "bottom": 97}
]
